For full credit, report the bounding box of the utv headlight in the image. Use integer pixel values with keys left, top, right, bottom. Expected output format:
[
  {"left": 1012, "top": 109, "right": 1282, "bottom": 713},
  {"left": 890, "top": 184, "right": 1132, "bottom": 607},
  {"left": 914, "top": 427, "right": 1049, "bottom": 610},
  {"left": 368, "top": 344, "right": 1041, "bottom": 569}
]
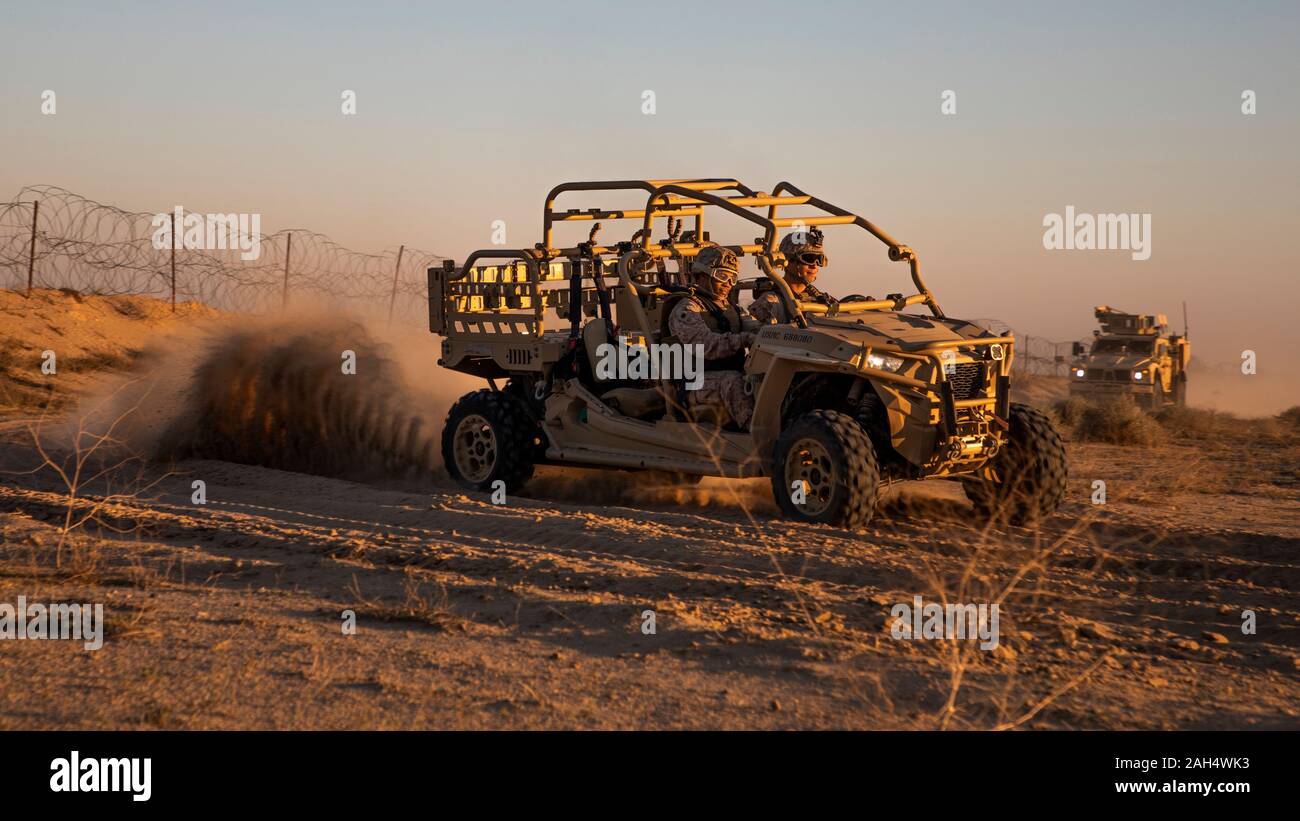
[
  {"left": 1074, "top": 367, "right": 1086, "bottom": 378},
  {"left": 865, "top": 351, "right": 905, "bottom": 373}
]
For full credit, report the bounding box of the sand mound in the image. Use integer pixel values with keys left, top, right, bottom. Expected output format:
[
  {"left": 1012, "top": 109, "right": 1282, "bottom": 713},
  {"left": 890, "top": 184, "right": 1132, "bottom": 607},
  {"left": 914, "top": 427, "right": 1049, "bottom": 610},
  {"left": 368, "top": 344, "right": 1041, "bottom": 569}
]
[{"left": 0, "top": 288, "right": 218, "bottom": 412}]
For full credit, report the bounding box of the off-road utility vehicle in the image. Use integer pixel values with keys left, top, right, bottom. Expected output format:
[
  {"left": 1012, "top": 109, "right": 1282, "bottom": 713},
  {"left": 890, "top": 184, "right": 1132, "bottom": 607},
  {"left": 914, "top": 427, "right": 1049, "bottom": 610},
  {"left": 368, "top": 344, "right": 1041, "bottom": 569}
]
[
  {"left": 429, "top": 179, "right": 1067, "bottom": 528},
  {"left": 1069, "top": 305, "right": 1190, "bottom": 408}
]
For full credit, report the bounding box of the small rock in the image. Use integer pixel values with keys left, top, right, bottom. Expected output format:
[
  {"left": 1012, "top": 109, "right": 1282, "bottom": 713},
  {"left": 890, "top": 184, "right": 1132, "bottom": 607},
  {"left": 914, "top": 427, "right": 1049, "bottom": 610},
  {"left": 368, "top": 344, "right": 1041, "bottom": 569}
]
[
  {"left": 1148, "top": 676, "right": 1169, "bottom": 688},
  {"left": 1171, "top": 638, "right": 1201, "bottom": 652},
  {"left": 769, "top": 699, "right": 781, "bottom": 712},
  {"left": 1202, "top": 631, "right": 1230, "bottom": 644}
]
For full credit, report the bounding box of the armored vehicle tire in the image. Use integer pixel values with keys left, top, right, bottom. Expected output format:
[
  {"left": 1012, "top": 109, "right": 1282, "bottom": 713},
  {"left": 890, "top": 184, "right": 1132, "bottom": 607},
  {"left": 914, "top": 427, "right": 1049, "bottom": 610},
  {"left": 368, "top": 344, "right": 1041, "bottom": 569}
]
[
  {"left": 772, "top": 410, "right": 880, "bottom": 529},
  {"left": 962, "top": 403, "right": 1067, "bottom": 526},
  {"left": 441, "top": 389, "right": 537, "bottom": 493}
]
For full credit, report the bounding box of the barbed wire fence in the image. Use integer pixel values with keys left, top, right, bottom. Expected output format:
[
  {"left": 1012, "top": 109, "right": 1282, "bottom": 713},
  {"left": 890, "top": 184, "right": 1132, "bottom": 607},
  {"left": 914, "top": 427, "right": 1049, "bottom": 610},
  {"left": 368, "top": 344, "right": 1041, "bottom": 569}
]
[
  {"left": 0, "top": 185, "right": 445, "bottom": 325},
  {"left": 971, "top": 319, "right": 1086, "bottom": 377}
]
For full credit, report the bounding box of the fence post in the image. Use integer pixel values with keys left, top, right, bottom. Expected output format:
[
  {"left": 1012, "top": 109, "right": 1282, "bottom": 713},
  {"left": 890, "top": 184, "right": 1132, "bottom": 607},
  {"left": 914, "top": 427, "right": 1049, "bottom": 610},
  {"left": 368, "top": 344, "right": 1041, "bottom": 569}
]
[
  {"left": 387, "top": 244, "right": 405, "bottom": 324},
  {"left": 170, "top": 210, "right": 177, "bottom": 313},
  {"left": 281, "top": 232, "right": 292, "bottom": 311},
  {"left": 26, "top": 199, "right": 39, "bottom": 297}
]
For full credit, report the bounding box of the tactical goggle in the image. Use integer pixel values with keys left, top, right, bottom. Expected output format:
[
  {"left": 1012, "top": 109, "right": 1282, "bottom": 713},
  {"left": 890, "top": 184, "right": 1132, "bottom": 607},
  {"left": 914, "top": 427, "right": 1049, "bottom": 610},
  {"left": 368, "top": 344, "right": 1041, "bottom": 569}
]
[
  {"left": 708, "top": 266, "right": 739, "bottom": 284},
  {"left": 797, "top": 251, "right": 826, "bottom": 266}
]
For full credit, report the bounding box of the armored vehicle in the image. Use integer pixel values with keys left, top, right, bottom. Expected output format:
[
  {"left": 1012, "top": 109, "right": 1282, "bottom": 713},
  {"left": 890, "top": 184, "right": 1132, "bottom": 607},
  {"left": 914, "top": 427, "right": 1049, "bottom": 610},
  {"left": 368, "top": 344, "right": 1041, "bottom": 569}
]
[
  {"left": 1069, "top": 305, "right": 1190, "bottom": 407},
  {"left": 429, "top": 179, "right": 1067, "bottom": 528}
]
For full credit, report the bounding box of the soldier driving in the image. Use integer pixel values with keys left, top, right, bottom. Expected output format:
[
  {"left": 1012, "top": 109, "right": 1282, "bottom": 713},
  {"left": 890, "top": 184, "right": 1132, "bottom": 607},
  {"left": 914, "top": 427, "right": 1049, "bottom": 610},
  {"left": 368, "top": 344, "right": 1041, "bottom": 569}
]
[
  {"left": 664, "top": 244, "right": 760, "bottom": 430},
  {"left": 749, "top": 227, "right": 835, "bottom": 325}
]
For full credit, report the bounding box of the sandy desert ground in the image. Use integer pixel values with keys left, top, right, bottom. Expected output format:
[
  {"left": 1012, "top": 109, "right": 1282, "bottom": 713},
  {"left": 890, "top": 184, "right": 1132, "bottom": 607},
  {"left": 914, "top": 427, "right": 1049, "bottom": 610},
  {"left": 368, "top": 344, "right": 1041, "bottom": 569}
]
[{"left": 0, "top": 289, "right": 1296, "bottom": 729}]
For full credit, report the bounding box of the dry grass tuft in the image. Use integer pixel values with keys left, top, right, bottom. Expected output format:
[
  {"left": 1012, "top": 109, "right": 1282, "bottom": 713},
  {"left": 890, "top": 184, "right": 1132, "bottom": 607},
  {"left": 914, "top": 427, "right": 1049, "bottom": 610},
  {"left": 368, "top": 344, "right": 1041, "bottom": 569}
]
[
  {"left": 1061, "top": 399, "right": 1164, "bottom": 446},
  {"left": 345, "top": 572, "right": 468, "bottom": 632}
]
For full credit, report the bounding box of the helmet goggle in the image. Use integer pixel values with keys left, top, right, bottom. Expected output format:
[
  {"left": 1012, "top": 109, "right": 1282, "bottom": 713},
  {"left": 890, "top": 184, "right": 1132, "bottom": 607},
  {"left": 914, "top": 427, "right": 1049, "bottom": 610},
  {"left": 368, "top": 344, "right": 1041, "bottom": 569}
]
[
  {"left": 797, "top": 251, "right": 826, "bottom": 267},
  {"left": 707, "top": 265, "right": 738, "bottom": 286}
]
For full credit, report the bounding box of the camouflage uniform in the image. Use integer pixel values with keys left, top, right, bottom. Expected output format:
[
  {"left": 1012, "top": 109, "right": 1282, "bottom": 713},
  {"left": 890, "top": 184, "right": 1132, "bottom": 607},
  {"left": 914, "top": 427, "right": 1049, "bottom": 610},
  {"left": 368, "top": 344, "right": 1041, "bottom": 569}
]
[
  {"left": 748, "top": 288, "right": 788, "bottom": 325},
  {"left": 666, "top": 245, "right": 758, "bottom": 429},
  {"left": 668, "top": 297, "right": 755, "bottom": 428},
  {"left": 749, "top": 228, "right": 832, "bottom": 325},
  {"left": 749, "top": 281, "right": 840, "bottom": 324}
]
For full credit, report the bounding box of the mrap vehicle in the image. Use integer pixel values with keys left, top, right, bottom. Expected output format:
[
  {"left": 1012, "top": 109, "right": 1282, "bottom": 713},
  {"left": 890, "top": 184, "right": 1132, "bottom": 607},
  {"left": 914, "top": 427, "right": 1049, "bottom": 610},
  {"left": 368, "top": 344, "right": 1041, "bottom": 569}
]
[
  {"left": 1069, "top": 305, "right": 1190, "bottom": 408},
  {"left": 428, "top": 178, "right": 1066, "bottom": 528}
]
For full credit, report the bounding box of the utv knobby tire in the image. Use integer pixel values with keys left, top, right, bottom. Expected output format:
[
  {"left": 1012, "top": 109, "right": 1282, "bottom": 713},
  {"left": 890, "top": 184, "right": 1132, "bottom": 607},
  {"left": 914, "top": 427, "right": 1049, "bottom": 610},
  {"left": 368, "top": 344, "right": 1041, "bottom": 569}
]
[
  {"left": 962, "top": 402, "right": 1067, "bottom": 526},
  {"left": 772, "top": 410, "right": 880, "bottom": 529},
  {"left": 441, "top": 389, "right": 537, "bottom": 493}
]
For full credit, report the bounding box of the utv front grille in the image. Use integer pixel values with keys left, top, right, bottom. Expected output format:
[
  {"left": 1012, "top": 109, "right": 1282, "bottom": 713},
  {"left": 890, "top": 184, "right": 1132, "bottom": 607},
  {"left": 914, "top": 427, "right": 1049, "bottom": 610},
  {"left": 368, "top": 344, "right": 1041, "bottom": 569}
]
[{"left": 946, "top": 362, "right": 985, "bottom": 400}]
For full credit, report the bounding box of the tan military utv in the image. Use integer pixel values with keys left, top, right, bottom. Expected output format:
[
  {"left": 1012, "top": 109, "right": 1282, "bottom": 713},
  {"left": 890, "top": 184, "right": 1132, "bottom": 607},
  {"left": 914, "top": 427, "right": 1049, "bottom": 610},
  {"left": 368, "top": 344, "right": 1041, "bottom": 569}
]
[
  {"left": 429, "top": 179, "right": 1067, "bottom": 528},
  {"left": 1069, "top": 306, "right": 1191, "bottom": 408}
]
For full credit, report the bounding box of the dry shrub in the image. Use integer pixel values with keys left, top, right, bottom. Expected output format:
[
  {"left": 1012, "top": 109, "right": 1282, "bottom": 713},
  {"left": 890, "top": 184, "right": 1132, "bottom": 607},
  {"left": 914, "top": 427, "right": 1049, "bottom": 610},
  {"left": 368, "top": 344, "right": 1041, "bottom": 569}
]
[
  {"left": 1154, "top": 405, "right": 1296, "bottom": 445},
  {"left": 1069, "top": 400, "right": 1163, "bottom": 446},
  {"left": 1052, "top": 397, "right": 1090, "bottom": 436},
  {"left": 1153, "top": 405, "right": 1238, "bottom": 440}
]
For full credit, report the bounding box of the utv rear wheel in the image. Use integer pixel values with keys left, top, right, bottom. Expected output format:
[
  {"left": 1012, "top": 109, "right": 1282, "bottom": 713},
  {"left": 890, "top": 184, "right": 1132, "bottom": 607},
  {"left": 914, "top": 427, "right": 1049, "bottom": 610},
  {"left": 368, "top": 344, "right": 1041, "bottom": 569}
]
[
  {"left": 772, "top": 410, "right": 880, "bottom": 529},
  {"left": 442, "top": 389, "right": 537, "bottom": 492},
  {"left": 962, "top": 403, "right": 1067, "bottom": 526}
]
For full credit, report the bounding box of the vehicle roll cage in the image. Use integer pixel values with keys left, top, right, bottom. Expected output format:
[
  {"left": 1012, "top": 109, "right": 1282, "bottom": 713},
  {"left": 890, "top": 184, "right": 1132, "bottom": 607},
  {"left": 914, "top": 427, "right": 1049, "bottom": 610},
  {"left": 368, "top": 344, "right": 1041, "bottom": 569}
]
[{"left": 446, "top": 178, "right": 944, "bottom": 330}]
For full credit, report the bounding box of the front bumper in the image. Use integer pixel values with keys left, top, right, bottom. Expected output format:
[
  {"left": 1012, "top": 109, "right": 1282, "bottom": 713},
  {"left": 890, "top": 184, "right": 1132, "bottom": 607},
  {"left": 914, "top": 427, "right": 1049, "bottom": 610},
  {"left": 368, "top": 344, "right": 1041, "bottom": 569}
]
[{"left": 1070, "top": 381, "right": 1156, "bottom": 398}]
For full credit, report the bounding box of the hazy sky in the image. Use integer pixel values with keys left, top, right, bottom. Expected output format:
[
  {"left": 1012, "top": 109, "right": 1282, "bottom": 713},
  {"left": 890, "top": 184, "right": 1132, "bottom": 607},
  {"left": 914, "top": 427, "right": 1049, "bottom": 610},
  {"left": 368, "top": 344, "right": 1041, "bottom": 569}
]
[{"left": 2, "top": 1, "right": 1297, "bottom": 401}]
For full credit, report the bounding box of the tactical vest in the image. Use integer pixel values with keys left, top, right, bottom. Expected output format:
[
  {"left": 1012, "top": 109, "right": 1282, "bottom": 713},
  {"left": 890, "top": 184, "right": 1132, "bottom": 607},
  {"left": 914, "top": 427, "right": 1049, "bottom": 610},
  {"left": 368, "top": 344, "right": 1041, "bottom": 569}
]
[
  {"left": 753, "top": 277, "right": 836, "bottom": 308},
  {"left": 660, "top": 289, "right": 747, "bottom": 372}
]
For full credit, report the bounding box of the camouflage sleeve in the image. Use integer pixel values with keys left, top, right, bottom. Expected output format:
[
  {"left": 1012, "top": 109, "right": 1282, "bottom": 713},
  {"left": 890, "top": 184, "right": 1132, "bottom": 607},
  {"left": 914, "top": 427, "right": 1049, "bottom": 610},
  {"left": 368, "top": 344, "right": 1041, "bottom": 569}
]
[
  {"left": 747, "top": 292, "right": 783, "bottom": 325},
  {"left": 669, "top": 298, "right": 752, "bottom": 360}
]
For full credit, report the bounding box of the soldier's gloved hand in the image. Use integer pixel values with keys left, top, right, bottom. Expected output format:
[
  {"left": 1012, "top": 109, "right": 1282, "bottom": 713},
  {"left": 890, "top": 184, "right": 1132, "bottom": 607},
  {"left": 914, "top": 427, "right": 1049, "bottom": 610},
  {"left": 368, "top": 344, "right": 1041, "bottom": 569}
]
[{"left": 741, "top": 331, "right": 757, "bottom": 347}]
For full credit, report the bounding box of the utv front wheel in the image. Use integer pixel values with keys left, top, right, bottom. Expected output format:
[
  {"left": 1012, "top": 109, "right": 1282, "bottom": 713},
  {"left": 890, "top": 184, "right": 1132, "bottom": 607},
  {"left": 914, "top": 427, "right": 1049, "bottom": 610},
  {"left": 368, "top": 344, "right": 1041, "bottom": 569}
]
[
  {"left": 962, "top": 403, "right": 1067, "bottom": 526},
  {"left": 441, "top": 389, "right": 537, "bottom": 492},
  {"left": 772, "top": 410, "right": 880, "bottom": 529}
]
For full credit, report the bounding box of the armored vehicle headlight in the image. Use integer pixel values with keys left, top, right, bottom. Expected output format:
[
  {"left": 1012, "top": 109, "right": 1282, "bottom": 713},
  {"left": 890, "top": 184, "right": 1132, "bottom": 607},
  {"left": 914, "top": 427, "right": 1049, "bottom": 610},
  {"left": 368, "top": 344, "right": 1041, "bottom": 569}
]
[
  {"left": 1073, "top": 367, "right": 1086, "bottom": 378},
  {"left": 1132, "top": 370, "right": 1144, "bottom": 380},
  {"left": 865, "top": 351, "right": 905, "bottom": 373}
]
